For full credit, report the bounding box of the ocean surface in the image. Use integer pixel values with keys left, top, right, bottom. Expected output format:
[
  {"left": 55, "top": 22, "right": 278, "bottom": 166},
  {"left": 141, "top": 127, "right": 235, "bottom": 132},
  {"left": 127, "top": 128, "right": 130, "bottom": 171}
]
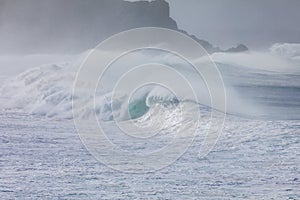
[
  {"left": 1, "top": 43, "right": 300, "bottom": 199},
  {"left": 1, "top": 112, "right": 299, "bottom": 199}
]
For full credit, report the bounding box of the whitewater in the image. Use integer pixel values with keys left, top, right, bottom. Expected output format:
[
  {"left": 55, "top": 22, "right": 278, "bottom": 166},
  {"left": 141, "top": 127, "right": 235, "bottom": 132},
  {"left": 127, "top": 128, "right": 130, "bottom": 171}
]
[{"left": 0, "top": 43, "right": 299, "bottom": 199}]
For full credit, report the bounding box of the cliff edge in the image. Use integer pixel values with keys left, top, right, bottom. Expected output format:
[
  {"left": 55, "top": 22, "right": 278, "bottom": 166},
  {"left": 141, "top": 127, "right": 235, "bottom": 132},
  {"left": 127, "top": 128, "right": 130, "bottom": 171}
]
[{"left": 0, "top": 0, "right": 248, "bottom": 54}]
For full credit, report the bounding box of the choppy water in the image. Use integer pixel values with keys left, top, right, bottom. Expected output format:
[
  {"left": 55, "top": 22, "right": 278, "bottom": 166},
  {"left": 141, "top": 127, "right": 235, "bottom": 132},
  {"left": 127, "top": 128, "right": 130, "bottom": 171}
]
[
  {"left": 1, "top": 112, "right": 299, "bottom": 199},
  {"left": 1, "top": 43, "right": 300, "bottom": 199}
]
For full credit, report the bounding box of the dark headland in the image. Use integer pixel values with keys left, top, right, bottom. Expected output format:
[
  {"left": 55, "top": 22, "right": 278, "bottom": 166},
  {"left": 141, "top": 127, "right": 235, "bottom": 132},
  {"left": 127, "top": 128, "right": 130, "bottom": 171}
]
[{"left": 0, "top": 0, "right": 248, "bottom": 54}]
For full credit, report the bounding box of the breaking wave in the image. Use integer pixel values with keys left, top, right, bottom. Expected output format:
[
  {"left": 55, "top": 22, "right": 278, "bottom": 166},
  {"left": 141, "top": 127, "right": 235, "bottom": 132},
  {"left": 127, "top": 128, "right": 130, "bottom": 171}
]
[{"left": 0, "top": 43, "right": 300, "bottom": 120}]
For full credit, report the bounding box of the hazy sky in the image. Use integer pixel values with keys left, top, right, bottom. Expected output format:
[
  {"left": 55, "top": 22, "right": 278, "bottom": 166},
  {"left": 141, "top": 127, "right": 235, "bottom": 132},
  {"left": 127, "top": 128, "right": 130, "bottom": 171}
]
[
  {"left": 2, "top": 0, "right": 300, "bottom": 51},
  {"left": 150, "top": 0, "right": 300, "bottom": 49}
]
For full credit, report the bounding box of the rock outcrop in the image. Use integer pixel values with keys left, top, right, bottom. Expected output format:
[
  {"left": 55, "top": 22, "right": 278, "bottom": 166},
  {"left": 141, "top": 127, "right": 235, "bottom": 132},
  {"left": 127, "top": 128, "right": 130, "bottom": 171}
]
[
  {"left": 0, "top": 0, "right": 248, "bottom": 54},
  {"left": 225, "top": 44, "right": 249, "bottom": 53}
]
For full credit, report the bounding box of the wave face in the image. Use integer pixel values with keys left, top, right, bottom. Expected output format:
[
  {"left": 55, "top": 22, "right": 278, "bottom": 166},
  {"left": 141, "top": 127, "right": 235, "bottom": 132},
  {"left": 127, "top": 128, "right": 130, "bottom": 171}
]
[
  {"left": 0, "top": 43, "right": 300, "bottom": 120},
  {"left": 0, "top": 62, "right": 193, "bottom": 123}
]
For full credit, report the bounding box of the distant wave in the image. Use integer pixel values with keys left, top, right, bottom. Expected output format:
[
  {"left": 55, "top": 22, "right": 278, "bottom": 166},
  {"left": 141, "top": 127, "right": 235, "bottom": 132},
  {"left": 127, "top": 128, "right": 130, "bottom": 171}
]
[
  {"left": 270, "top": 43, "right": 300, "bottom": 60},
  {"left": 212, "top": 43, "right": 300, "bottom": 119}
]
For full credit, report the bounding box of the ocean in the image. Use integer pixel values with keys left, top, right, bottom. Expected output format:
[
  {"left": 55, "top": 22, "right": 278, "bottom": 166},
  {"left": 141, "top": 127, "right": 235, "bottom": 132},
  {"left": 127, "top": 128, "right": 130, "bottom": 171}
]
[{"left": 0, "top": 43, "right": 299, "bottom": 199}]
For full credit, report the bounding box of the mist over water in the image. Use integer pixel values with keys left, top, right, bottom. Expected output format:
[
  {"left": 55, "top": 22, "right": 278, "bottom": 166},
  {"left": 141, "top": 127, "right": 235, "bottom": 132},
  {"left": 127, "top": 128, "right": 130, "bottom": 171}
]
[
  {"left": 213, "top": 43, "right": 300, "bottom": 120},
  {"left": 0, "top": 43, "right": 299, "bottom": 120}
]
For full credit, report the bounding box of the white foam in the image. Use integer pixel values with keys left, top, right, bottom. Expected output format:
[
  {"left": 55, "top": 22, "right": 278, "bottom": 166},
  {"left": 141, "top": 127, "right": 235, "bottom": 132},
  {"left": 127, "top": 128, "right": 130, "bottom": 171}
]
[{"left": 1, "top": 44, "right": 299, "bottom": 120}]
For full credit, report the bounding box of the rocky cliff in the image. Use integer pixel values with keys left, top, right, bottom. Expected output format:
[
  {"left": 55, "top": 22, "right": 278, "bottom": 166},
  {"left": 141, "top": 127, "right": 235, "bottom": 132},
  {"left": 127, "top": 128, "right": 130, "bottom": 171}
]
[{"left": 0, "top": 0, "right": 248, "bottom": 54}]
